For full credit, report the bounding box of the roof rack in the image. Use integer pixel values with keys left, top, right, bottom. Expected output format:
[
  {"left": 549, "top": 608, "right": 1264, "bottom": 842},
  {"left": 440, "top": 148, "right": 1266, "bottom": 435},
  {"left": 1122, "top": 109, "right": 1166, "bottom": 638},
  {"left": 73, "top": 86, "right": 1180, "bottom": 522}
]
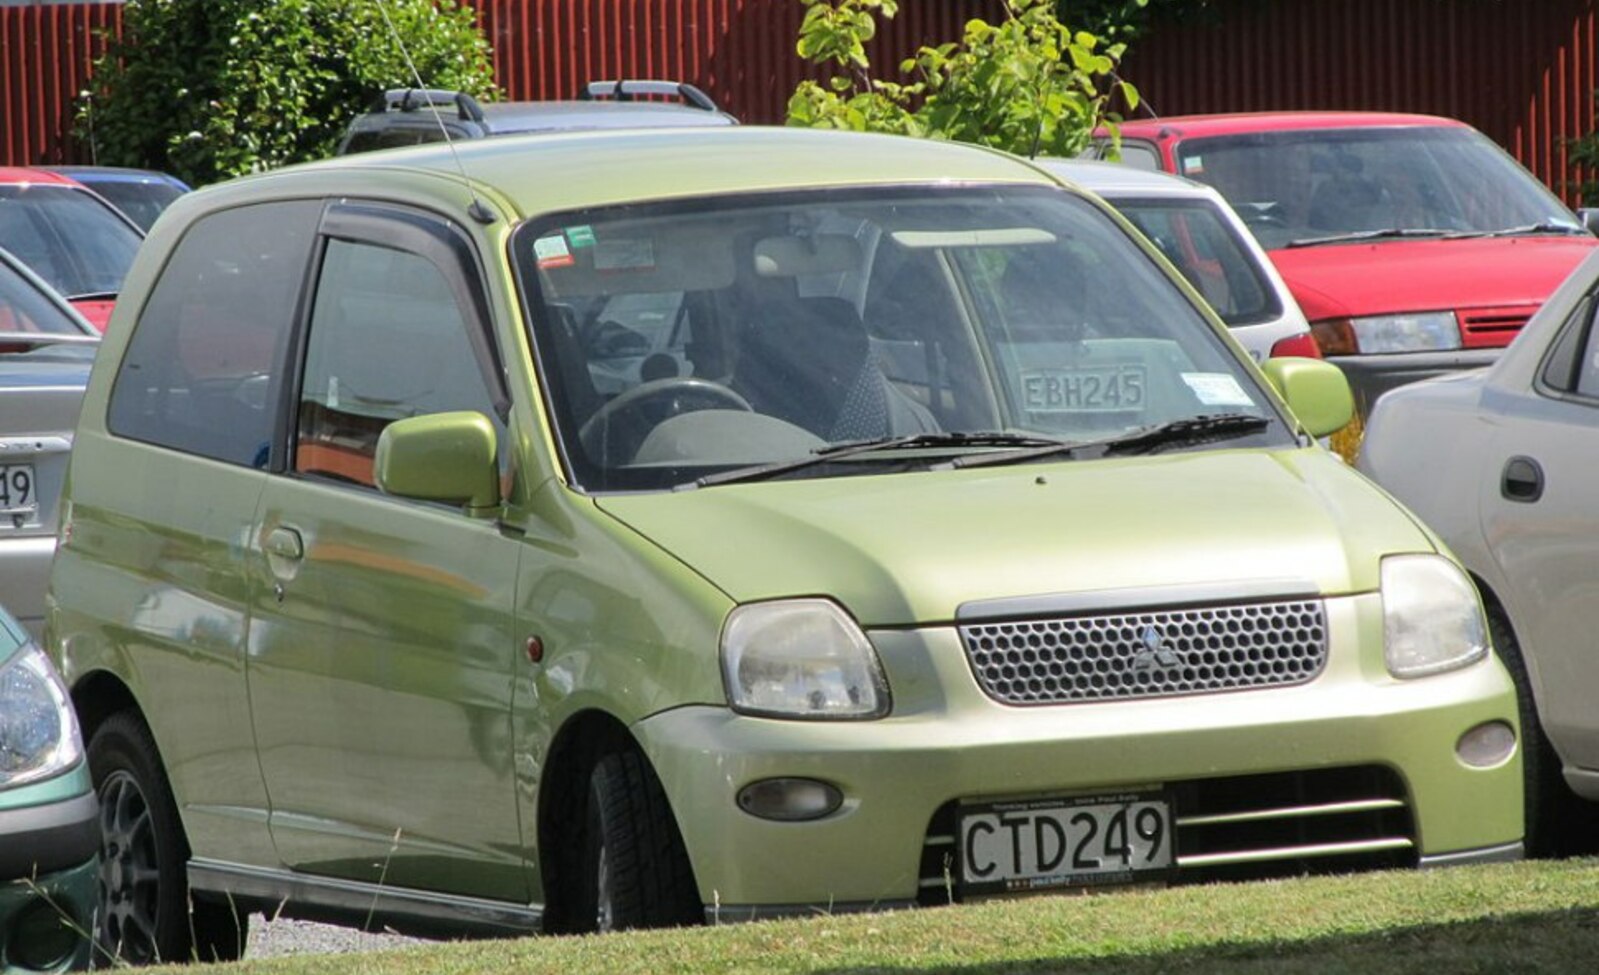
[
  {"left": 580, "top": 80, "right": 720, "bottom": 114},
  {"left": 372, "top": 88, "right": 487, "bottom": 123}
]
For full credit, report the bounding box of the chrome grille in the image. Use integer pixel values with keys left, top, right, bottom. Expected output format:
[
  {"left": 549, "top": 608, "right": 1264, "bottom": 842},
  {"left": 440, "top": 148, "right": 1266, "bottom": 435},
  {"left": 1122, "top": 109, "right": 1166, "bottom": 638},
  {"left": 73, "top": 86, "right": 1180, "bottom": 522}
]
[{"left": 959, "top": 599, "right": 1327, "bottom": 705}]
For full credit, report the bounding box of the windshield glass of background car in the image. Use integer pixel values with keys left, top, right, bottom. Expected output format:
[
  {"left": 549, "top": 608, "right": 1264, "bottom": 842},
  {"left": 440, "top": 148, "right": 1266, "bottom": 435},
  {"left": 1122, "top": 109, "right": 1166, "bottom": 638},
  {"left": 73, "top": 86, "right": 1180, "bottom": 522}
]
[
  {"left": 0, "top": 185, "right": 142, "bottom": 298},
  {"left": 1174, "top": 127, "right": 1574, "bottom": 249},
  {"left": 0, "top": 261, "right": 89, "bottom": 334},
  {"left": 515, "top": 186, "right": 1283, "bottom": 492},
  {"left": 85, "top": 180, "right": 186, "bottom": 233},
  {"left": 1111, "top": 198, "right": 1280, "bottom": 326}
]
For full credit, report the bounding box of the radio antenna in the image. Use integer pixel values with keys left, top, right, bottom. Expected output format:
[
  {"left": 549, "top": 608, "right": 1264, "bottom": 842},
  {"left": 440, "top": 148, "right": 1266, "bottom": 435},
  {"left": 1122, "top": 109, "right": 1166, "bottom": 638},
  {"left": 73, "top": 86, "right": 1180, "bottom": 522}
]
[{"left": 374, "top": 0, "right": 497, "bottom": 225}]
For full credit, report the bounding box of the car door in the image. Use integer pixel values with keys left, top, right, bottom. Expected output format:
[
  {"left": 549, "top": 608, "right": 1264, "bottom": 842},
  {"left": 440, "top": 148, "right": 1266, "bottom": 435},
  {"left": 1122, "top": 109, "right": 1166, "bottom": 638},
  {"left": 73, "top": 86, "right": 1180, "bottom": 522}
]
[
  {"left": 246, "top": 201, "right": 526, "bottom": 902},
  {"left": 1479, "top": 286, "right": 1599, "bottom": 768}
]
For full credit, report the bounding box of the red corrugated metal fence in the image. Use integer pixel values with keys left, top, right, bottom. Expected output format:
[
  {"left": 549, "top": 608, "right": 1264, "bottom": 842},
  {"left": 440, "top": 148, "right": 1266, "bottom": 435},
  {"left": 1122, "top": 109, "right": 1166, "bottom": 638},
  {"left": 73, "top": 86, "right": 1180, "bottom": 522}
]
[
  {"left": 4, "top": 0, "right": 1599, "bottom": 202},
  {"left": 1121, "top": 0, "right": 1599, "bottom": 200}
]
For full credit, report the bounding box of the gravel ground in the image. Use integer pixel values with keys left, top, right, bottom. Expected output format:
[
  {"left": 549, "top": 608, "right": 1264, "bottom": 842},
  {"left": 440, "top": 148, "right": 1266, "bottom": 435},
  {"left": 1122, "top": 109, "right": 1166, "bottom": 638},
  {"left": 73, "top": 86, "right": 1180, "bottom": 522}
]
[{"left": 246, "top": 915, "right": 429, "bottom": 959}]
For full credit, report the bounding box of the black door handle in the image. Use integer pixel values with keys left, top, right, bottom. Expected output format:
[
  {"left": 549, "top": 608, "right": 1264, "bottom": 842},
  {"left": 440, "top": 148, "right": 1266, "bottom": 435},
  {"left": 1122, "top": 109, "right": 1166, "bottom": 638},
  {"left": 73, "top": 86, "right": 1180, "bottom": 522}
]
[{"left": 1501, "top": 455, "right": 1544, "bottom": 503}]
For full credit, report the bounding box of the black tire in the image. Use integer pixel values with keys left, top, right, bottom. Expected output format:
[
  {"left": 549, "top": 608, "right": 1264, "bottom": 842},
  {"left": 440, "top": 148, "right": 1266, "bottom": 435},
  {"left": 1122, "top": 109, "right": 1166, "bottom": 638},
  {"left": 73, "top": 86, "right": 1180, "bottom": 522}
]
[
  {"left": 1489, "top": 611, "right": 1596, "bottom": 857},
  {"left": 88, "top": 711, "right": 247, "bottom": 965},
  {"left": 571, "top": 748, "right": 702, "bottom": 933}
]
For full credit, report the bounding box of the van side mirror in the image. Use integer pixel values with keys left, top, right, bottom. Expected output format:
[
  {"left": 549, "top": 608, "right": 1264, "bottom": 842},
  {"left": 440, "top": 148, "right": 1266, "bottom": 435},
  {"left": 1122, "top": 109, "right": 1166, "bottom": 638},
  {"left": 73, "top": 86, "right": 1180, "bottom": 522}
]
[
  {"left": 1579, "top": 208, "right": 1599, "bottom": 235},
  {"left": 374, "top": 411, "right": 500, "bottom": 515},
  {"left": 1260, "top": 357, "right": 1354, "bottom": 439}
]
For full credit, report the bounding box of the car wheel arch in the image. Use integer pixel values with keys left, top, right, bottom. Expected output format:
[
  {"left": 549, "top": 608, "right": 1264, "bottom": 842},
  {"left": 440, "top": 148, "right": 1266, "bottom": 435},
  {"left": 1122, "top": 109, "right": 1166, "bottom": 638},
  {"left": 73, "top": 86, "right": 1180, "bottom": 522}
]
[
  {"left": 536, "top": 708, "right": 634, "bottom": 929},
  {"left": 70, "top": 668, "right": 141, "bottom": 746},
  {"left": 536, "top": 708, "right": 701, "bottom": 933}
]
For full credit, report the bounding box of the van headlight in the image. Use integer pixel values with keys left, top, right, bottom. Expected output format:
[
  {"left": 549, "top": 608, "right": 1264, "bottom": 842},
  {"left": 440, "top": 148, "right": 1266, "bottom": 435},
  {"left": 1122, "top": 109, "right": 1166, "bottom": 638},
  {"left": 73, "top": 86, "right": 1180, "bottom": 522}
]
[
  {"left": 0, "top": 644, "right": 83, "bottom": 788},
  {"left": 721, "top": 599, "right": 890, "bottom": 719},
  {"left": 1382, "top": 555, "right": 1488, "bottom": 678}
]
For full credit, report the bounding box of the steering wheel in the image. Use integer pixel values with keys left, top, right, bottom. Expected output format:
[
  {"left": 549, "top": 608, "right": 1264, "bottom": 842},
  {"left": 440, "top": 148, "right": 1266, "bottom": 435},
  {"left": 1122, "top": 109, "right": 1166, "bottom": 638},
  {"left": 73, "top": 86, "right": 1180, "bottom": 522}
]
[{"left": 579, "top": 377, "right": 753, "bottom": 463}]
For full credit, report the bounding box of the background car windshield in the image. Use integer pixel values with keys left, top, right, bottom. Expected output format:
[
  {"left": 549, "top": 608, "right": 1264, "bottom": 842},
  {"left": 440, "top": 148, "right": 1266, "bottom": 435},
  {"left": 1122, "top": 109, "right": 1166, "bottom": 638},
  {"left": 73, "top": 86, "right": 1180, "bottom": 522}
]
[
  {"left": 1110, "top": 198, "right": 1279, "bottom": 327},
  {"left": 0, "top": 260, "right": 90, "bottom": 334},
  {"left": 1174, "top": 127, "right": 1575, "bottom": 248},
  {"left": 517, "top": 186, "right": 1280, "bottom": 491},
  {"left": 0, "top": 185, "right": 142, "bottom": 298},
  {"left": 84, "top": 180, "right": 186, "bottom": 233}
]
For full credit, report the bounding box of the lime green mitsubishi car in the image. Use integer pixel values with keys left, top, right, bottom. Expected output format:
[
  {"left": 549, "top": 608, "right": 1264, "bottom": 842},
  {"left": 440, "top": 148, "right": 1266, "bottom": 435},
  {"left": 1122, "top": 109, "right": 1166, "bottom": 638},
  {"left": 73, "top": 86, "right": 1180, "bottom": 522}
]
[{"left": 46, "top": 126, "right": 1520, "bottom": 959}]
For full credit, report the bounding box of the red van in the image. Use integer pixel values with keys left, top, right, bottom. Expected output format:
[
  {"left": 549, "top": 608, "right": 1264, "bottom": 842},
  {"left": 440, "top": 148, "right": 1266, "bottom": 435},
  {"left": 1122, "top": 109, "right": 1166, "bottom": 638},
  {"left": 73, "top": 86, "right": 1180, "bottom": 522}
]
[{"left": 1097, "top": 113, "right": 1599, "bottom": 415}]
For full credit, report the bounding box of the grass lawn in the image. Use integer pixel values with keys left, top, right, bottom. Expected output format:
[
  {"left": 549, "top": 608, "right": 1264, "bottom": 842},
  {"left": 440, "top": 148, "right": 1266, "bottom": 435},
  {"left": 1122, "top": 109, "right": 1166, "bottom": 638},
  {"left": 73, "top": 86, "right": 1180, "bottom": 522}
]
[{"left": 169, "top": 859, "right": 1599, "bottom": 974}]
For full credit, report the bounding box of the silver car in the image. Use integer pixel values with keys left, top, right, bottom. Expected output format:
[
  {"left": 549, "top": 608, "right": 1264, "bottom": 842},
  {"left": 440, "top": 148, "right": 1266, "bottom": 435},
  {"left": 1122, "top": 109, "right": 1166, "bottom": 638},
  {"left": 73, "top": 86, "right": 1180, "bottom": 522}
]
[
  {"left": 0, "top": 248, "right": 97, "bottom": 633},
  {"left": 1040, "top": 160, "right": 1317, "bottom": 362},
  {"left": 1359, "top": 248, "right": 1599, "bottom": 854}
]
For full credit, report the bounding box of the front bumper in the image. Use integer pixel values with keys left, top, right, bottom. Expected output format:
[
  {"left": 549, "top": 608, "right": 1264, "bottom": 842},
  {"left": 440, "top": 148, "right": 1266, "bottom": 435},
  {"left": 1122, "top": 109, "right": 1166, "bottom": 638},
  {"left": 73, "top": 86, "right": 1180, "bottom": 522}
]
[
  {"left": 1329, "top": 349, "right": 1501, "bottom": 417},
  {"left": 0, "top": 770, "right": 99, "bottom": 972},
  {"left": 637, "top": 594, "right": 1521, "bottom": 914}
]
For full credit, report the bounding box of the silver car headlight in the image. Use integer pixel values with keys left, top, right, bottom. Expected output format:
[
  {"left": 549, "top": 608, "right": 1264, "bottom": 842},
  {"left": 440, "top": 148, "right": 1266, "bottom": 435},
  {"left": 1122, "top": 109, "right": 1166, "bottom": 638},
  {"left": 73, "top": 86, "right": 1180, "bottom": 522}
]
[
  {"left": 1350, "top": 312, "right": 1461, "bottom": 354},
  {"left": 721, "top": 599, "right": 890, "bottom": 720},
  {"left": 1382, "top": 554, "right": 1489, "bottom": 678},
  {"left": 0, "top": 643, "right": 84, "bottom": 788}
]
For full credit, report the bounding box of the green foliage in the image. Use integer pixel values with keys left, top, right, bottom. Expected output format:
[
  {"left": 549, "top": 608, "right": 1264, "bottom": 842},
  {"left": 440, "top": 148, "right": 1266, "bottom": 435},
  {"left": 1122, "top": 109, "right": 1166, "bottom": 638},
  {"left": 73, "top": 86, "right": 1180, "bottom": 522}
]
[
  {"left": 1567, "top": 108, "right": 1599, "bottom": 205},
  {"left": 77, "top": 0, "right": 497, "bottom": 187},
  {"left": 787, "top": 0, "right": 1138, "bottom": 159},
  {"left": 1061, "top": 0, "right": 1225, "bottom": 41}
]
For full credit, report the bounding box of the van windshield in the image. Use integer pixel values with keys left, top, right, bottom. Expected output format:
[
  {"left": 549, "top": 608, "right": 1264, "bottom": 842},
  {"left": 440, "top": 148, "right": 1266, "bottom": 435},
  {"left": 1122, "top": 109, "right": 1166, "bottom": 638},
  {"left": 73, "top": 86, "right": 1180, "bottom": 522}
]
[
  {"left": 1173, "top": 127, "right": 1577, "bottom": 250},
  {"left": 514, "top": 185, "right": 1288, "bottom": 492}
]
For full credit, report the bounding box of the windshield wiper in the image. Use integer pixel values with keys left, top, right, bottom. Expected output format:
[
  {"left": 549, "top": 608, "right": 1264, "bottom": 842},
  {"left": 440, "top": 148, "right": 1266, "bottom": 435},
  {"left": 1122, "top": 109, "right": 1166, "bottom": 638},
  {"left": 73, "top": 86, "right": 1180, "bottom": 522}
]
[
  {"left": 1467, "top": 220, "right": 1589, "bottom": 239},
  {"left": 685, "top": 431, "right": 1071, "bottom": 489},
  {"left": 1285, "top": 228, "right": 1455, "bottom": 248},
  {"left": 946, "top": 414, "right": 1271, "bottom": 471},
  {"left": 62, "top": 290, "right": 119, "bottom": 302}
]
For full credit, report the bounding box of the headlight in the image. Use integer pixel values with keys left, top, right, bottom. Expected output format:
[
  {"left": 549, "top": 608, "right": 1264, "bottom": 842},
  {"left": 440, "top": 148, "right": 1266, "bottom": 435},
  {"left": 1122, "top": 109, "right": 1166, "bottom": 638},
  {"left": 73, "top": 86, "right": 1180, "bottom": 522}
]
[
  {"left": 1349, "top": 312, "right": 1461, "bottom": 354},
  {"left": 721, "top": 599, "right": 890, "bottom": 720},
  {"left": 1382, "top": 555, "right": 1488, "bottom": 678},
  {"left": 0, "top": 643, "right": 83, "bottom": 788}
]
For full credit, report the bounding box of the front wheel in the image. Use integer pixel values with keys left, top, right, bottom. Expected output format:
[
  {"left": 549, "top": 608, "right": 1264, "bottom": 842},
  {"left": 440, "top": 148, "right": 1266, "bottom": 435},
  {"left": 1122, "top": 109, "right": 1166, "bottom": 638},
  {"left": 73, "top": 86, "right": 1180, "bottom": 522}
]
[
  {"left": 89, "top": 711, "right": 247, "bottom": 965},
  {"left": 574, "top": 748, "right": 701, "bottom": 933}
]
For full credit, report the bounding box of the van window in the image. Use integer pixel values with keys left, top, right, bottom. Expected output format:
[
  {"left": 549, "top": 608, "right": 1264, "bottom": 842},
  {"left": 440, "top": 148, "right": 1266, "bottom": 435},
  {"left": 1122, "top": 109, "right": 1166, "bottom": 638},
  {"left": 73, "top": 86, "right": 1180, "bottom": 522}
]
[
  {"left": 294, "top": 238, "right": 504, "bottom": 488},
  {"left": 107, "top": 201, "right": 319, "bottom": 467}
]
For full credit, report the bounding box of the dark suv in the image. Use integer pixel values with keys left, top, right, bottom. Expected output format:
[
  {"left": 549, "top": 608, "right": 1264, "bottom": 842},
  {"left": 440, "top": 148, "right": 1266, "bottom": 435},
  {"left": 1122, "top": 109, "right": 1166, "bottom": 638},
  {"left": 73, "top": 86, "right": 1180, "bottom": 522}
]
[{"left": 336, "top": 79, "right": 736, "bottom": 155}]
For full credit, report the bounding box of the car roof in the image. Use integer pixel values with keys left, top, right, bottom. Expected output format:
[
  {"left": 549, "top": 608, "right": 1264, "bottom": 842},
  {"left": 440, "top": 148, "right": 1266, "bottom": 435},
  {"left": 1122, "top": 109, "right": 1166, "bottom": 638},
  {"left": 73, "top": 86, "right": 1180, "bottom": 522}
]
[
  {"left": 47, "top": 166, "right": 191, "bottom": 189},
  {"left": 241, "top": 127, "right": 1061, "bottom": 220},
  {"left": 1117, "top": 111, "right": 1474, "bottom": 141},
  {"left": 476, "top": 100, "right": 734, "bottom": 133},
  {"left": 0, "top": 167, "right": 80, "bottom": 187},
  {"left": 1035, "top": 159, "right": 1218, "bottom": 199}
]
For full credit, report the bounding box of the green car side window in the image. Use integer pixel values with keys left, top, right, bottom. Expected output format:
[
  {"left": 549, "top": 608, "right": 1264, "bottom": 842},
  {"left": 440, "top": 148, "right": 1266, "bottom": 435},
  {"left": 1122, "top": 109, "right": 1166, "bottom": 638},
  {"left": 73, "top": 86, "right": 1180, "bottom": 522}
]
[
  {"left": 294, "top": 237, "right": 505, "bottom": 489},
  {"left": 107, "top": 200, "right": 320, "bottom": 468}
]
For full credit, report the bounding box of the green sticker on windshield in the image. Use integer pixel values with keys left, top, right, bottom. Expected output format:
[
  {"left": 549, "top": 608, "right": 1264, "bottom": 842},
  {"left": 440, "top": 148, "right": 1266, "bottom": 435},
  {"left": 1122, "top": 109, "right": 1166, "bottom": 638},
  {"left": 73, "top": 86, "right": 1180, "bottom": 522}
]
[{"left": 567, "top": 225, "right": 597, "bottom": 248}]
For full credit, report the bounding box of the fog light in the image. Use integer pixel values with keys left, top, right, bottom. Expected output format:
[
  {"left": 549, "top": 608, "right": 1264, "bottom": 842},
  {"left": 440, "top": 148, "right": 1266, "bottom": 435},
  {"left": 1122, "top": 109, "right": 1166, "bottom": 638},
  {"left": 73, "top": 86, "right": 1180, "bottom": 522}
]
[
  {"left": 736, "top": 778, "right": 844, "bottom": 822},
  {"left": 1457, "top": 720, "right": 1517, "bottom": 768},
  {"left": 11, "top": 897, "right": 81, "bottom": 971}
]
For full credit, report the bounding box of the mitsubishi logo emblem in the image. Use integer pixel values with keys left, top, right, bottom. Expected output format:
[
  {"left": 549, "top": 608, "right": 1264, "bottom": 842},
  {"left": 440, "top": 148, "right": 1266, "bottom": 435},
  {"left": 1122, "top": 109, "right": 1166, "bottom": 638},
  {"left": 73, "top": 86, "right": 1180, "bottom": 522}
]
[{"left": 1132, "top": 625, "right": 1182, "bottom": 670}]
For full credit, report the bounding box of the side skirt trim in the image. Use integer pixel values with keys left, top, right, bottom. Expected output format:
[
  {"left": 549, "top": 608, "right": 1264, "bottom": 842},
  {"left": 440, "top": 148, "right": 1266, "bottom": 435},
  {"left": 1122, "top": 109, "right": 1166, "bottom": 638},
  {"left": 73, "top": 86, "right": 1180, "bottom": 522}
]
[{"left": 188, "top": 859, "right": 543, "bottom": 938}]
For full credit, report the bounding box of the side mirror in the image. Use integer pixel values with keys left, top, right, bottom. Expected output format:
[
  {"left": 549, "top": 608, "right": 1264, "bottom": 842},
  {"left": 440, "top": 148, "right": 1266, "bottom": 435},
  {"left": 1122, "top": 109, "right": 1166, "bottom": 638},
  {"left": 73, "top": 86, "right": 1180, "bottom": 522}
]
[
  {"left": 374, "top": 411, "right": 500, "bottom": 515},
  {"left": 1578, "top": 208, "right": 1599, "bottom": 236},
  {"left": 1260, "top": 357, "right": 1354, "bottom": 439}
]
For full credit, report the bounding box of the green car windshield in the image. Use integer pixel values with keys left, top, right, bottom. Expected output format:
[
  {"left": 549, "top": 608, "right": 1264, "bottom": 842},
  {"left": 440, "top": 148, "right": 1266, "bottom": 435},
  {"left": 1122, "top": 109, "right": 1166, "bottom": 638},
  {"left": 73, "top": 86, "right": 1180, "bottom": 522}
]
[{"left": 515, "top": 185, "right": 1289, "bottom": 492}]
